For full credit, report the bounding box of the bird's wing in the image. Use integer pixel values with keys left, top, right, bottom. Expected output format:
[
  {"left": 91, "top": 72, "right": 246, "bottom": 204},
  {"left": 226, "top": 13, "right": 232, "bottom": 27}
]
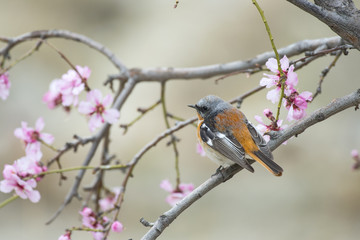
[
  {"left": 200, "top": 123, "right": 254, "bottom": 173},
  {"left": 245, "top": 119, "right": 283, "bottom": 176},
  {"left": 245, "top": 119, "right": 274, "bottom": 160}
]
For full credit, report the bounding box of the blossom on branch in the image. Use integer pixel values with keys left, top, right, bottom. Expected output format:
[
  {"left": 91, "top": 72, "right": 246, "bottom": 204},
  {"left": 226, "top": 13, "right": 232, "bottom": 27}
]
[
  {"left": 58, "top": 232, "right": 71, "bottom": 240},
  {"left": 43, "top": 66, "right": 91, "bottom": 109},
  {"left": 79, "top": 206, "right": 123, "bottom": 240},
  {"left": 80, "top": 207, "right": 107, "bottom": 240},
  {"left": 78, "top": 89, "right": 120, "bottom": 132},
  {"left": 59, "top": 65, "right": 91, "bottom": 106},
  {"left": 111, "top": 221, "right": 124, "bottom": 233},
  {"left": 260, "top": 56, "right": 298, "bottom": 104},
  {"left": 160, "top": 179, "right": 194, "bottom": 207},
  {"left": 14, "top": 117, "right": 54, "bottom": 160},
  {"left": 260, "top": 55, "right": 313, "bottom": 122},
  {"left": 98, "top": 187, "right": 121, "bottom": 211},
  {"left": 0, "top": 72, "right": 10, "bottom": 100},
  {"left": 0, "top": 155, "right": 46, "bottom": 203},
  {"left": 255, "top": 109, "right": 287, "bottom": 142},
  {"left": 43, "top": 79, "right": 67, "bottom": 110},
  {"left": 284, "top": 90, "right": 313, "bottom": 121}
]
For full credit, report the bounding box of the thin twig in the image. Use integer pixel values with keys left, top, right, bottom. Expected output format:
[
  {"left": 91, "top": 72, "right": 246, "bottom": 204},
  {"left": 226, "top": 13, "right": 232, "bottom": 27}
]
[
  {"left": 45, "top": 41, "right": 91, "bottom": 91},
  {"left": 120, "top": 100, "right": 161, "bottom": 134},
  {"left": 0, "top": 40, "right": 43, "bottom": 74},
  {"left": 311, "top": 51, "right": 342, "bottom": 101},
  {"left": 161, "top": 82, "right": 181, "bottom": 189},
  {"left": 214, "top": 67, "right": 265, "bottom": 84},
  {"left": 47, "top": 135, "right": 95, "bottom": 167},
  {"left": 252, "top": 0, "right": 286, "bottom": 122}
]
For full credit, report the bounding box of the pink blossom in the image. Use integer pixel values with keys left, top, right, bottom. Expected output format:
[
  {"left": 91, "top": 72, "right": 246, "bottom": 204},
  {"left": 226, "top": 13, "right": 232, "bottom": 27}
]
[
  {"left": 58, "top": 232, "right": 71, "bottom": 240},
  {"left": 79, "top": 207, "right": 109, "bottom": 240},
  {"left": 43, "top": 79, "right": 66, "bottom": 110},
  {"left": 59, "top": 66, "right": 91, "bottom": 106},
  {"left": 78, "top": 89, "right": 120, "bottom": 132},
  {"left": 255, "top": 109, "right": 287, "bottom": 143},
  {"left": 160, "top": 179, "right": 194, "bottom": 207},
  {"left": 0, "top": 163, "right": 41, "bottom": 203},
  {"left": 351, "top": 149, "right": 359, "bottom": 159},
  {"left": 111, "top": 221, "right": 124, "bottom": 233},
  {"left": 284, "top": 90, "right": 312, "bottom": 121},
  {"left": 0, "top": 72, "right": 10, "bottom": 100},
  {"left": 260, "top": 56, "right": 298, "bottom": 103},
  {"left": 196, "top": 143, "right": 206, "bottom": 157},
  {"left": 14, "top": 155, "right": 47, "bottom": 178},
  {"left": 98, "top": 187, "right": 121, "bottom": 211},
  {"left": 80, "top": 207, "right": 97, "bottom": 228},
  {"left": 14, "top": 117, "right": 54, "bottom": 159}
]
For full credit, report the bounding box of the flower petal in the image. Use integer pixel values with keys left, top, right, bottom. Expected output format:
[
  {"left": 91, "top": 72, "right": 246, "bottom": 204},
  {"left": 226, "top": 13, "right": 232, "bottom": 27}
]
[
  {"left": 0, "top": 180, "right": 15, "bottom": 193},
  {"left": 40, "top": 132, "right": 54, "bottom": 145},
  {"left": 265, "top": 58, "right": 279, "bottom": 73},
  {"left": 260, "top": 77, "right": 276, "bottom": 88},
  {"left": 27, "top": 189, "right": 41, "bottom": 203},
  {"left": 254, "top": 115, "right": 264, "bottom": 125},
  {"left": 35, "top": 117, "right": 44, "bottom": 131},
  {"left": 266, "top": 88, "right": 281, "bottom": 104},
  {"left": 102, "top": 94, "right": 114, "bottom": 107},
  {"left": 286, "top": 65, "right": 298, "bottom": 87},
  {"left": 111, "top": 221, "right": 124, "bottom": 233},
  {"left": 299, "top": 91, "right": 313, "bottom": 101},
  {"left": 280, "top": 55, "right": 289, "bottom": 70},
  {"left": 103, "top": 109, "right": 120, "bottom": 124},
  {"left": 160, "top": 179, "right": 173, "bottom": 192},
  {"left": 87, "top": 89, "right": 102, "bottom": 104},
  {"left": 88, "top": 114, "right": 103, "bottom": 132},
  {"left": 78, "top": 101, "right": 94, "bottom": 115}
]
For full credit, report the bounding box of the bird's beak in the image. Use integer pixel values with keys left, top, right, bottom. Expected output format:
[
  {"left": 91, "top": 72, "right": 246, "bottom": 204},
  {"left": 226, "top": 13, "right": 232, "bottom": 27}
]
[{"left": 188, "top": 104, "right": 196, "bottom": 109}]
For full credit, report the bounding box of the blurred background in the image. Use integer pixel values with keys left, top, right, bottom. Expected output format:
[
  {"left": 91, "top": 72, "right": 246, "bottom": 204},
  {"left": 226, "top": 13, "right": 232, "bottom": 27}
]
[{"left": 0, "top": 0, "right": 359, "bottom": 239}]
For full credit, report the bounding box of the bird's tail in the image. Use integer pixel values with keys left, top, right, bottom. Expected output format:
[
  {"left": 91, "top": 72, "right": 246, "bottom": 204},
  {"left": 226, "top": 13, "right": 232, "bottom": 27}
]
[{"left": 249, "top": 151, "right": 283, "bottom": 176}]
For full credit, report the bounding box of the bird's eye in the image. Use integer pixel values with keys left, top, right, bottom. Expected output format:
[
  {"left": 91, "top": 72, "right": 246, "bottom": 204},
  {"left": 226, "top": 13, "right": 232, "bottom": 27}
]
[{"left": 202, "top": 106, "right": 208, "bottom": 111}]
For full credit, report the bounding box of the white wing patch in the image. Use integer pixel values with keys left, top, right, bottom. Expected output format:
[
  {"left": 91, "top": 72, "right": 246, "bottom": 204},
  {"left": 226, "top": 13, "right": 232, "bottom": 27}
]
[{"left": 199, "top": 122, "right": 254, "bottom": 172}]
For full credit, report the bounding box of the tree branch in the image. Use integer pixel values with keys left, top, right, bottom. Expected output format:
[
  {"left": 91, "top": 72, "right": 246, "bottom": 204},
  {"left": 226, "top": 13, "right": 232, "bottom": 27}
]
[
  {"left": 141, "top": 89, "right": 360, "bottom": 240},
  {"left": 0, "top": 29, "right": 128, "bottom": 73},
  {"left": 120, "top": 37, "right": 344, "bottom": 82},
  {"left": 287, "top": 0, "right": 360, "bottom": 50}
]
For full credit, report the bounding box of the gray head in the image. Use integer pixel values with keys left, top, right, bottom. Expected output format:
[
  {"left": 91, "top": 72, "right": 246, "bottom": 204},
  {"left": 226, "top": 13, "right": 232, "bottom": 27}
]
[{"left": 188, "top": 95, "right": 232, "bottom": 119}]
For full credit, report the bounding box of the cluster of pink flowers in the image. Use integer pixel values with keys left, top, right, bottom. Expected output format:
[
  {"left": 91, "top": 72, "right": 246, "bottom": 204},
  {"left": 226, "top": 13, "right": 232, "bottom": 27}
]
[
  {"left": 43, "top": 66, "right": 120, "bottom": 132},
  {"left": 58, "top": 205, "right": 123, "bottom": 240},
  {"left": 14, "top": 117, "right": 54, "bottom": 160},
  {"left": 255, "top": 109, "right": 287, "bottom": 143},
  {"left": 0, "top": 72, "right": 10, "bottom": 100},
  {"left": 43, "top": 66, "right": 91, "bottom": 108},
  {"left": 0, "top": 117, "right": 51, "bottom": 202},
  {"left": 160, "top": 179, "right": 194, "bottom": 207},
  {"left": 260, "top": 56, "right": 313, "bottom": 121},
  {"left": 98, "top": 187, "right": 121, "bottom": 212},
  {"left": 256, "top": 56, "right": 313, "bottom": 140},
  {"left": 73, "top": 207, "right": 123, "bottom": 240}
]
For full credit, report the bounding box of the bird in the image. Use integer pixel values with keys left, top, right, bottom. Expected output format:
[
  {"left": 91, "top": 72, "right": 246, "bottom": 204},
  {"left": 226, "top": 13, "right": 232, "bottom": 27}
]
[{"left": 188, "top": 95, "right": 283, "bottom": 176}]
